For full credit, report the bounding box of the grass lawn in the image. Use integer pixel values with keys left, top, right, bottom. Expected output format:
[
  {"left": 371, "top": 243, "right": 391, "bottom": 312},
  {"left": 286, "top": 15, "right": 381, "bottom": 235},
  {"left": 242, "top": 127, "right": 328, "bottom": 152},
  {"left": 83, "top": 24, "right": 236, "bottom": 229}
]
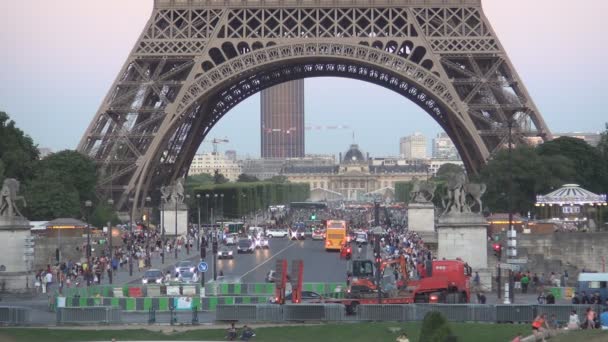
[
  {"left": 551, "top": 329, "right": 608, "bottom": 342},
  {"left": 0, "top": 323, "right": 526, "bottom": 342}
]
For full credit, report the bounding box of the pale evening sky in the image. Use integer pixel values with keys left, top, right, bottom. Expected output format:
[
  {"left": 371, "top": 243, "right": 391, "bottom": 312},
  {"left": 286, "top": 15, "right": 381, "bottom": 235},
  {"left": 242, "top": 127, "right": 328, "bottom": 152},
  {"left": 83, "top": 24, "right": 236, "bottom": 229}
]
[{"left": 0, "top": 0, "right": 606, "bottom": 158}]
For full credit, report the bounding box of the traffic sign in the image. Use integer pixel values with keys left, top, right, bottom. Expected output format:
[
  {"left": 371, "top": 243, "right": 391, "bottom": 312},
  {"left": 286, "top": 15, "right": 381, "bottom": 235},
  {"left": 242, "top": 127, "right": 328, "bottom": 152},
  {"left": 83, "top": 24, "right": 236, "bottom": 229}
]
[
  {"left": 198, "top": 262, "right": 208, "bottom": 273},
  {"left": 498, "top": 263, "right": 520, "bottom": 271},
  {"left": 507, "top": 258, "right": 528, "bottom": 264}
]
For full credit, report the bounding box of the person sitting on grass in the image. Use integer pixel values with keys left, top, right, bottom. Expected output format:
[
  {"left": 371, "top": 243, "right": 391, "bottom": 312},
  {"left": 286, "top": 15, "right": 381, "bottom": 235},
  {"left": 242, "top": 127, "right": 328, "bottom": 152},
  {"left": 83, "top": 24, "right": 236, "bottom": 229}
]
[
  {"left": 226, "top": 322, "right": 237, "bottom": 341},
  {"left": 396, "top": 333, "right": 410, "bottom": 342},
  {"left": 532, "top": 314, "right": 550, "bottom": 342},
  {"left": 567, "top": 310, "right": 580, "bottom": 330}
]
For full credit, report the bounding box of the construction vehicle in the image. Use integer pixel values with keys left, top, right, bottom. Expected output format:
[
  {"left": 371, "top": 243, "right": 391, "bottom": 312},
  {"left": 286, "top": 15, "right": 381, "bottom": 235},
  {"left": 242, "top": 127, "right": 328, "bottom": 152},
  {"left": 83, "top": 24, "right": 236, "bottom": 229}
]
[{"left": 337, "top": 258, "right": 472, "bottom": 314}]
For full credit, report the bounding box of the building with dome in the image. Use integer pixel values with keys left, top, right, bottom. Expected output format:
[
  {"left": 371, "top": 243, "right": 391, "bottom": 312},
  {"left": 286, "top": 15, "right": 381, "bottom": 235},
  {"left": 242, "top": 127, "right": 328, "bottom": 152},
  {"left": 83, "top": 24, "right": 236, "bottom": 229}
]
[{"left": 282, "top": 144, "right": 429, "bottom": 201}]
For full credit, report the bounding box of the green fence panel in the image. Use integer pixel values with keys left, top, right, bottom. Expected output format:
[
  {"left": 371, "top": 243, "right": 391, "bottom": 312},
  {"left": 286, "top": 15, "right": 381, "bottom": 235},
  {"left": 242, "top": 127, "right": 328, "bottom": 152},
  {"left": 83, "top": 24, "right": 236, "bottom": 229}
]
[
  {"left": 266, "top": 283, "right": 275, "bottom": 294},
  {"left": 111, "top": 297, "right": 120, "bottom": 308},
  {"left": 158, "top": 297, "right": 169, "bottom": 311},
  {"left": 208, "top": 297, "right": 218, "bottom": 311},
  {"left": 79, "top": 297, "right": 88, "bottom": 307},
  {"left": 126, "top": 298, "right": 136, "bottom": 311},
  {"left": 242, "top": 296, "right": 251, "bottom": 304},
  {"left": 220, "top": 284, "right": 229, "bottom": 295},
  {"left": 144, "top": 298, "right": 153, "bottom": 311},
  {"left": 192, "top": 297, "right": 201, "bottom": 309},
  {"left": 550, "top": 287, "right": 563, "bottom": 300},
  {"left": 224, "top": 297, "right": 235, "bottom": 305},
  {"left": 234, "top": 283, "right": 242, "bottom": 295}
]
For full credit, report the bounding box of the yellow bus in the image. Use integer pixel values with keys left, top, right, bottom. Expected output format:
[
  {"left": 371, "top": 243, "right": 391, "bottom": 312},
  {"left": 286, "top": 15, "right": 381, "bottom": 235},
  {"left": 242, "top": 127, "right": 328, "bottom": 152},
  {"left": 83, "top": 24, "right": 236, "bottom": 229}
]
[{"left": 325, "top": 220, "right": 347, "bottom": 251}]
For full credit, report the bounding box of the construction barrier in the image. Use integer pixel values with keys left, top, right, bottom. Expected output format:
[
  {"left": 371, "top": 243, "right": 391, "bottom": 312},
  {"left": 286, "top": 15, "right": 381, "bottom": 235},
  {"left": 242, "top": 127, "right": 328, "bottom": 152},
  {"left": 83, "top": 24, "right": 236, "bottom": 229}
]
[
  {"left": 56, "top": 307, "right": 121, "bottom": 324},
  {"left": 206, "top": 282, "right": 345, "bottom": 296},
  {"left": 55, "top": 295, "right": 272, "bottom": 311},
  {"left": 214, "top": 304, "right": 607, "bottom": 323},
  {"left": 0, "top": 306, "right": 30, "bottom": 325}
]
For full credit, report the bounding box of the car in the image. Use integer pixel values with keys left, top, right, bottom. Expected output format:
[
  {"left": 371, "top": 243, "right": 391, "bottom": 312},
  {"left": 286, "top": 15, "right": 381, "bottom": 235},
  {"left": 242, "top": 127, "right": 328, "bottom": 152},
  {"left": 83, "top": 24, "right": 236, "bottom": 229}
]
[
  {"left": 311, "top": 229, "right": 325, "bottom": 240},
  {"left": 340, "top": 243, "right": 352, "bottom": 260},
  {"left": 218, "top": 247, "right": 234, "bottom": 259},
  {"left": 237, "top": 238, "right": 255, "bottom": 254},
  {"left": 142, "top": 269, "right": 164, "bottom": 285},
  {"left": 290, "top": 228, "right": 306, "bottom": 240},
  {"left": 225, "top": 234, "right": 238, "bottom": 246},
  {"left": 355, "top": 232, "right": 368, "bottom": 244},
  {"left": 271, "top": 291, "right": 323, "bottom": 303},
  {"left": 265, "top": 270, "right": 278, "bottom": 283},
  {"left": 175, "top": 260, "right": 196, "bottom": 276},
  {"left": 266, "top": 229, "right": 288, "bottom": 238},
  {"left": 175, "top": 271, "right": 198, "bottom": 284},
  {"left": 259, "top": 237, "right": 270, "bottom": 249}
]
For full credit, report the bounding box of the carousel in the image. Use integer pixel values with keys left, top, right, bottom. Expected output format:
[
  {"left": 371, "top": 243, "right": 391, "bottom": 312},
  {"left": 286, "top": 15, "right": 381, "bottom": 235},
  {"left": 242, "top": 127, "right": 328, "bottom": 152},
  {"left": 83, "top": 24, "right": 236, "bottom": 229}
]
[{"left": 535, "top": 184, "right": 607, "bottom": 231}]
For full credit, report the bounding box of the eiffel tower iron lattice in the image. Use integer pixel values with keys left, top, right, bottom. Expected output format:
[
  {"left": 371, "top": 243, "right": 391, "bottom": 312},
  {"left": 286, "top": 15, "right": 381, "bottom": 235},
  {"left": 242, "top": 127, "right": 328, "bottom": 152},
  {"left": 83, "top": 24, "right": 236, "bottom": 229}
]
[{"left": 78, "top": 0, "right": 552, "bottom": 214}]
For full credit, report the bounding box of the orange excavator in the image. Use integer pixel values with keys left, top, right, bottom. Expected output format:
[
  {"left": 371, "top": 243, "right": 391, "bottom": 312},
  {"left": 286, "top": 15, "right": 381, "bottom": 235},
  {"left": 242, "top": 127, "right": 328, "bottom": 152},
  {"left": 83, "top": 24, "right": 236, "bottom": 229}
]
[{"left": 347, "top": 254, "right": 408, "bottom": 296}]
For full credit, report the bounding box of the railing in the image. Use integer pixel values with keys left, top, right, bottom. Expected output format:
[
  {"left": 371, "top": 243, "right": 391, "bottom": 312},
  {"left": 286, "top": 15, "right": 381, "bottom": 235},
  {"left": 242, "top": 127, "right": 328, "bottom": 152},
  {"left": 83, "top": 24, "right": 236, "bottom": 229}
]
[
  {"left": 216, "top": 303, "right": 606, "bottom": 323},
  {"left": 0, "top": 306, "right": 30, "bottom": 325},
  {"left": 56, "top": 307, "right": 122, "bottom": 325}
]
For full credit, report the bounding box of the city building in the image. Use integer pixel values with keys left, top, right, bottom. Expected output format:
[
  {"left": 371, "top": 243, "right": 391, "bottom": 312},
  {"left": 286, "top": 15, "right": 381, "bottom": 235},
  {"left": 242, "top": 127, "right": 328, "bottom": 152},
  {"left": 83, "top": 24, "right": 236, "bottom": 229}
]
[
  {"left": 38, "top": 147, "right": 53, "bottom": 159},
  {"left": 400, "top": 133, "right": 427, "bottom": 159},
  {"left": 260, "top": 80, "right": 305, "bottom": 158},
  {"left": 225, "top": 150, "right": 237, "bottom": 161},
  {"left": 239, "top": 155, "right": 337, "bottom": 180},
  {"left": 432, "top": 132, "right": 459, "bottom": 160},
  {"left": 283, "top": 144, "right": 429, "bottom": 201},
  {"left": 188, "top": 152, "right": 242, "bottom": 181}
]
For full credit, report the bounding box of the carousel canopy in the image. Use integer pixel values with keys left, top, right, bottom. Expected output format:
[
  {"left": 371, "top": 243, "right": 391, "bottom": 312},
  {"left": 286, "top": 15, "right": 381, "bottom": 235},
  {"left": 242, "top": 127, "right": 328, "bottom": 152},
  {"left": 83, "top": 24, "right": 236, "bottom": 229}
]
[{"left": 535, "top": 184, "right": 607, "bottom": 206}]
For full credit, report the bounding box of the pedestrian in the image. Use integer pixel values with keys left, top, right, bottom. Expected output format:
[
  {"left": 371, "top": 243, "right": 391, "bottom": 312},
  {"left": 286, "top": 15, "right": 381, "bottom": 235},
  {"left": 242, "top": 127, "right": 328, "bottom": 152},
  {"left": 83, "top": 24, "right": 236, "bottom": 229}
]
[
  {"left": 546, "top": 291, "right": 555, "bottom": 304},
  {"left": 585, "top": 307, "right": 597, "bottom": 329},
  {"left": 520, "top": 274, "right": 530, "bottom": 294},
  {"left": 473, "top": 272, "right": 480, "bottom": 287},
  {"left": 44, "top": 271, "right": 53, "bottom": 293},
  {"left": 567, "top": 310, "right": 580, "bottom": 330},
  {"left": 600, "top": 308, "right": 608, "bottom": 330},
  {"left": 572, "top": 292, "right": 580, "bottom": 304},
  {"left": 531, "top": 314, "right": 549, "bottom": 342},
  {"left": 581, "top": 291, "right": 590, "bottom": 304},
  {"left": 537, "top": 291, "right": 546, "bottom": 304}
]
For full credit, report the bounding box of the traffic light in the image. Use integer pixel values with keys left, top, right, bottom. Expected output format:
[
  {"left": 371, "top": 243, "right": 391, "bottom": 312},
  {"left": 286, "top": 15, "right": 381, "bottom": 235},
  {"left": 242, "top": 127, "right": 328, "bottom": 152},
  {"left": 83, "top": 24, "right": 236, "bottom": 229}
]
[{"left": 492, "top": 243, "right": 502, "bottom": 259}]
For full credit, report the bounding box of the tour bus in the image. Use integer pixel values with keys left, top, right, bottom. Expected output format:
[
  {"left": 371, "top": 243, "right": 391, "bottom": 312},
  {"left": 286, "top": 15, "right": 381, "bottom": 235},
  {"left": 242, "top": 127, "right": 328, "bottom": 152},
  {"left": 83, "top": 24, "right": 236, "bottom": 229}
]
[
  {"left": 325, "top": 220, "right": 347, "bottom": 251},
  {"left": 578, "top": 272, "right": 608, "bottom": 300}
]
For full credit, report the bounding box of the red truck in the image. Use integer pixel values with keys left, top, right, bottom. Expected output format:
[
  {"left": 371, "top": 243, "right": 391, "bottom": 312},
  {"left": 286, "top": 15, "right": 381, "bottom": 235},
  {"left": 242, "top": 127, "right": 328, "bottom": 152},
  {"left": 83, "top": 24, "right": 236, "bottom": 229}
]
[{"left": 338, "top": 259, "right": 472, "bottom": 314}]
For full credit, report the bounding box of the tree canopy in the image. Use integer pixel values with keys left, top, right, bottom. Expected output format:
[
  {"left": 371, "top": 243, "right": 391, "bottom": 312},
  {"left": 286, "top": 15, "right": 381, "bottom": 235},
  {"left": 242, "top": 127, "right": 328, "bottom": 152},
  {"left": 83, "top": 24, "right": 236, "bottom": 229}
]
[
  {"left": 213, "top": 169, "right": 229, "bottom": 184},
  {"left": 0, "top": 111, "right": 39, "bottom": 183},
  {"left": 237, "top": 173, "right": 259, "bottom": 182}
]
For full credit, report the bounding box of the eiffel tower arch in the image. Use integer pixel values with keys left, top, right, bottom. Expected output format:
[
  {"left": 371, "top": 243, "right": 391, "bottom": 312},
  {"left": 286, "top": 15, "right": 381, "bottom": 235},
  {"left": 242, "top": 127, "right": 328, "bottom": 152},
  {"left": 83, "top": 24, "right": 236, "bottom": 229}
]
[{"left": 78, "top": 0, "right": 552, "bottom": 212}]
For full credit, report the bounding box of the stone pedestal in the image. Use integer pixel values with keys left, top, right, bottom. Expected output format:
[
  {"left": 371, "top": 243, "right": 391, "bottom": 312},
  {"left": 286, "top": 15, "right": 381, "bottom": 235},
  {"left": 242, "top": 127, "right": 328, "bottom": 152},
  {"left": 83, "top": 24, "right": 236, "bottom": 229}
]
[
  {"left": 437, "top": 213, "right": 488, "bottom": 270},
  {"left": 407, "top": 203, "right": 435, "bottom": 232},
  {"left": 161, "top": 203, "right": 189, "bottom": 236},
  {"left": 0, "top": 217, "right": 34, "bottom": 293}
]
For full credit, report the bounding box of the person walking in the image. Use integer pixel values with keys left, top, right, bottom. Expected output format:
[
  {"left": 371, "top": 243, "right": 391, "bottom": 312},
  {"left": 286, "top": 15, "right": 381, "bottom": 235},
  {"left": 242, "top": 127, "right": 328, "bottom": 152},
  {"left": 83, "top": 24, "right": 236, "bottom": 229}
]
[{"left": 520, "top": 274, "right": 530, "bottom": 294}]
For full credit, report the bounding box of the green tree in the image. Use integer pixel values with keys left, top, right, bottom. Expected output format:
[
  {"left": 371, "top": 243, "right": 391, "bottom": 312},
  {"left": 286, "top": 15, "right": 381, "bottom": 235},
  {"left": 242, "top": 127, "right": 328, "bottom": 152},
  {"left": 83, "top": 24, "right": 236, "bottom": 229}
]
[
  {"left": 479, "top": 145, "right": 575, "bottom": 214},
  {"left": 237, "top": 173, "right": 259, "bottom": 182},
  {"left": 0, "top": 111, "right": 39, "bottom": 182},
  {"left": 598, "top": 123, "right": 608, "bottom": 160},
  {"left": 435, "top": 163, "right": 464, "bottom": 181},
  {"left": 24, "top": 176, "right": 80, "bottom": 220},
  {"left": 89, "top": 202, "right": 120, "bottom": 229},
  {"left": 35, "top": 150, "right": 97, "bottom": 201},
  {"left": 419, "top": 311, "right": 454, "bottom": 342},
  {"left": 0, "top": 159, "right": 5, "bottom": 185},
  {"left": 213, "top": 169, "right": 229, "bottom": 184},
  {"left": 395, "top": 181, "right": 413, "bottom": 203},
  {"left": 537, "top": 136, "right": 608, "bottom": 193},
  {"left": 186, "top": 173, "right": 214, "bottom": 187}
]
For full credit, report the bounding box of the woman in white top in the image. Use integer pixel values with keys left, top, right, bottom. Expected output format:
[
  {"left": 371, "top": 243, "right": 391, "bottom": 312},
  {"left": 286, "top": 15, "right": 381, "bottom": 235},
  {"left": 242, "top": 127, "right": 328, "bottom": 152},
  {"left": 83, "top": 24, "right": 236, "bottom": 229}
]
[{"left": 567, "top": 310, "right": 580, "bottom": 330}]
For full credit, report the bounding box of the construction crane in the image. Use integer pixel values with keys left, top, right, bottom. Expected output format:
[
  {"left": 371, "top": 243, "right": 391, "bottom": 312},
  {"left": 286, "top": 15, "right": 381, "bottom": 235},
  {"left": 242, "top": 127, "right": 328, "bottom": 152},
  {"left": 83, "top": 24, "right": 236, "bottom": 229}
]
[{"left": 203, "top": 137, "right": 229, "bottom": 155}]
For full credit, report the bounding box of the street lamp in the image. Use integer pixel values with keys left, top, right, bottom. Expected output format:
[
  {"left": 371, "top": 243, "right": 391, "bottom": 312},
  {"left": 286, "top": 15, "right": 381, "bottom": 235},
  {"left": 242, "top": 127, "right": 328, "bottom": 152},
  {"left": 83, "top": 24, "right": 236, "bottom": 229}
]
[
  {"left": 107, "top": 198, "right": 115, "bottom": 284},
  {"left": 128, "top": 197, "right": 133, "bottom": 277},
  {"left": 160, "top": 194, "right": 165, "bottom": 264},
  {"left": 213, "top": 193, "right": 218, "bottom": 281},
  {"left": 196, "top": 194, "right": 201, "bottom": 251},
  {"left": 145, "top": 196, "right": 151, "bottom": 267},
  {"left": 84, "top": 200, "right": 93, "bottom": 287}
]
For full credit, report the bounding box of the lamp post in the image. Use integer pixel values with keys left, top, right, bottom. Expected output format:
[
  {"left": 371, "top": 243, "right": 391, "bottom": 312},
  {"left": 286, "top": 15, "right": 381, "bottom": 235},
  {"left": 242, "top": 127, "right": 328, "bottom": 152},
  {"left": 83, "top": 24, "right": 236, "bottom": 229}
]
[
  {"left": 84, "top": 200, "right": 93, "bottom": 287},
  {"left": 161, "top": 196, "right": 165, "bottom": 265},
  {"left": 507, "top": 119, "right": 515, "bottom": 303},
  {"left": 174, "top": 195, "right": 178, "bottom": 259},
  {"left": 145, "top": 196, "right": 151, "bottom": 267},
  {"left": 128, "top": 197, "right": 133, "bottom": 277},
  {"left": 107, "top": 198, "right": 114, "bottom": 284},
  {"left": 205, "top": 193, "right": 210, "bottom": 234},
  {"left": 196, "top": 194, "right": 201, "bottom": 251},
  {"left": 213, "top": 193, "right": 218, "bottom": 281}
]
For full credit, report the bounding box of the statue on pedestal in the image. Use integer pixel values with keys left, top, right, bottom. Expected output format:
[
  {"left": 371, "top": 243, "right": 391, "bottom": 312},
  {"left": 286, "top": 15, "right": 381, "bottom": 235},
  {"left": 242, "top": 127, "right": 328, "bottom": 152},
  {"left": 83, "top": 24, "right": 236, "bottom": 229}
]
[
  {"left": 409, "top": 177, "right": 437, "bottom": 203},
  {"left": 0, "top": 178, "right": 26, "bottom": 219},
  {"left": 160, "top": 178, "right": 185, "bottom": 205},
  {"left": 441, "top": 171, "right": 486, "bottom": 215}
]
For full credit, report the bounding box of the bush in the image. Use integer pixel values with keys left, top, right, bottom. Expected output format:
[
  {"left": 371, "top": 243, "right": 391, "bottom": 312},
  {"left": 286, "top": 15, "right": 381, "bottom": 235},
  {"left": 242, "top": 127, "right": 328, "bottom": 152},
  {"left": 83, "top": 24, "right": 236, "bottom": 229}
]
[{"left": 419, "top": 311, "right": 455, "bottom": 342}]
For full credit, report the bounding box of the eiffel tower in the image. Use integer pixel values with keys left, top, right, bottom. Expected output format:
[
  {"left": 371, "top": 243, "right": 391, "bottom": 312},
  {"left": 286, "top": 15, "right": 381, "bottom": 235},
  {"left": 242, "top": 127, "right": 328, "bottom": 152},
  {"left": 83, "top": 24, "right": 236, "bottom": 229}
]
[{"left": 78, "top": 0, "right": 552, "bottom": 212}]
